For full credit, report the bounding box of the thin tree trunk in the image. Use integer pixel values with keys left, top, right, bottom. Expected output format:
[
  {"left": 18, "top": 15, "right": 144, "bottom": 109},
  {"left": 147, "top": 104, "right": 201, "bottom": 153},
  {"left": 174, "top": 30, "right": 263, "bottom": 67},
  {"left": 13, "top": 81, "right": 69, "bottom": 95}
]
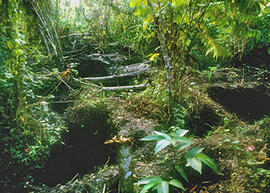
[{"left": 146, "top": 0, "right": 173, "bottom": 100}]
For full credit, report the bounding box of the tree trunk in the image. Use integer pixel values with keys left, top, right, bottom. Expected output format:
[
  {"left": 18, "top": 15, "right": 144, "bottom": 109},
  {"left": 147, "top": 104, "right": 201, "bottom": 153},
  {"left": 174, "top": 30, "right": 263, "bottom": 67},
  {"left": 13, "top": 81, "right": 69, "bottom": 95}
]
[{"left": 146, "top": 0, "right": 173, "bottom": 101}]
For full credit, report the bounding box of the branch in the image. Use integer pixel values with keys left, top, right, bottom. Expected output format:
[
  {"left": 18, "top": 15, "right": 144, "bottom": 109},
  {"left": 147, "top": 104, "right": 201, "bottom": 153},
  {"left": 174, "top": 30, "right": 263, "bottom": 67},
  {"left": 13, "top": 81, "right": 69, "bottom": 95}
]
[
  {"left": 74, "top": 79, "right": 148, "bottom": 92},
  {"left": 82, "top": 62, "right": 150, "bottom": 83},
  {"left": 74, "top": 78, "right": 100, "bottom": 88},
  {"left": 60, "top": 33, "right": 92, "bottom": 38},
  {"left": 101, "top": 84, "right": 149, "bottom": 91},
  {"left": 83, "top": 73, "right": 142, "bottom": 83}
]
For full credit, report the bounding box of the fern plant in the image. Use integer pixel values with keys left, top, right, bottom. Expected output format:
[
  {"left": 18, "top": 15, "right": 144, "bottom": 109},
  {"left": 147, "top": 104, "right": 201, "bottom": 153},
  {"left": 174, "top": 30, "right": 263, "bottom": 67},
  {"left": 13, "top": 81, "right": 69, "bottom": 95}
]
[{"left": 136, "top": 129, "right": 217, "bottom": 193}]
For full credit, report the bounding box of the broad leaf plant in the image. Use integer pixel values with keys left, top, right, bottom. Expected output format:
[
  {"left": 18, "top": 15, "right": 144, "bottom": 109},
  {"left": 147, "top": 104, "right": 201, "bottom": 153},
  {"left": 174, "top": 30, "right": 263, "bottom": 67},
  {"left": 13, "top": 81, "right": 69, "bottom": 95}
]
[{"left": 136, "top": 129, "right": 217, "bottom": 193}]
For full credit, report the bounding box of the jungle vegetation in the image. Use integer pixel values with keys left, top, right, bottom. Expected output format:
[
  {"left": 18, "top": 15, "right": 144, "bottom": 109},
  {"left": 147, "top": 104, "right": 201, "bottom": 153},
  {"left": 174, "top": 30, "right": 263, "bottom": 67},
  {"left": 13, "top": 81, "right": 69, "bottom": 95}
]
[{"left": 0, "top": 0, "right": 269, "bottom": 193}]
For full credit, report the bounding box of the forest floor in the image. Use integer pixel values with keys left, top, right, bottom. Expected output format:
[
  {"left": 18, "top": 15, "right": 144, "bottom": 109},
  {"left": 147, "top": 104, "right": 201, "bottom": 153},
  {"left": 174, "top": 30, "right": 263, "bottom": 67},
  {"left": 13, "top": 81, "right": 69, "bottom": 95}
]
[{"left": 27, "top": 42, "right": 270, "bottom": 193}]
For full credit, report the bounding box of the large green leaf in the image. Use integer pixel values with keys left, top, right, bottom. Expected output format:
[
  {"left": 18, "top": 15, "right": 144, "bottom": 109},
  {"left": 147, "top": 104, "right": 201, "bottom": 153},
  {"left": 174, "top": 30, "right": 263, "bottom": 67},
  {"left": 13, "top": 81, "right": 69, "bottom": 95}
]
[
  {"left": 169, "top": 179, "right": 185, "bottom": 191},
  {"left": 175, "top": 136, "right": 193, "bottom": 144},
  {"left": 187, "top": 157, "right": 202, "bottom": 174},
  {"left": 157, "top": 181, "right": 169, "bottom": 193},
  {"left": 153, "top": 131, "right": 171, "bottom": 140},
  {"left": 136, "top": 176, "right": 163, "bottom": 185},
  {"left": 155, "top": 139, "right": 171, "bottom": 154},
  {"left": 175, "top": 165, "right": 188, "bottom": 182},
  {"left": 196, "top": 153, "right": 218, "bottom": 173},
  {"left": 140, "top": 181, "right": 159, "bottom": 193},
  {"left": 140, "top": 134, "right": 165, "bottom": 141},
  {"left": 175, "top": 129, "right": 189, "bottom": 137}
]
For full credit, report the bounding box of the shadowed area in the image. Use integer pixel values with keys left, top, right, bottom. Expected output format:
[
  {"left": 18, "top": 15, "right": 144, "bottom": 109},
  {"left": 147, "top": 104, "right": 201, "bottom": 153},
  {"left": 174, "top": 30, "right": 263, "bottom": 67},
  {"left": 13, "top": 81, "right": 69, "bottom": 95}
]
[
  {"left": 207, "top": 86, "right": 270, "bottom": 122},
  {"left": 34, "top": 106, "right": 116, "bottom": 187}
]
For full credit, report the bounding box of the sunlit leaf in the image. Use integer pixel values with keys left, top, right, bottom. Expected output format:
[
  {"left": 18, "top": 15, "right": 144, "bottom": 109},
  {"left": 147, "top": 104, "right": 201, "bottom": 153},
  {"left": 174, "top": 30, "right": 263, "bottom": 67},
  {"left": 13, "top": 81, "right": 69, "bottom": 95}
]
[
  {"left": 175, "top": 129, "right": 189, "bottom": 137},
  {"left": 130, "top": 0, "right": 139, "bottom": 7},
  {"left": 136, "top": 176, "right": 163, "bottom": 185},
  {"left": 172, "top": 0, "right": 188, "bottom": 7},
  {"left": 150, "top": 53, "right": 160, "bottom": 62},
  {"left": 140, "top": 134, "right": 165, "bottom": 141},
  {"left": 7, "top": 41, "right": 13, "bottom": 49},
  {"left": 153, "top": 131, "right": 171, "bottom": 140},
  {"left": 187, "top": 157, "right": 202, "bottom": 174},
  {"left": 155, "top": 139, "right": 171, "bottom": 154},
  {"left": 157, "top": 181, "right": 169, "bottom": 193}
]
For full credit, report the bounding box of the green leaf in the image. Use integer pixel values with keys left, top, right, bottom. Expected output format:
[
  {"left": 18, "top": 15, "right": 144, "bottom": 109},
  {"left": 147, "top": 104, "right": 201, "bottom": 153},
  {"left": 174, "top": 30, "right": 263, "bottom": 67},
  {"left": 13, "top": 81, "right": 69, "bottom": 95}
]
[
  {"left": 150, "top": 53, "right": 160, "bottom": 62},
  {"left": 184, "top": 147, "right": 204, "bottom": 159},
  {"left": 130, "top": 0, "right": 140, "bottom": 8},
  {"left": 172, "top": 0, "right": 188, "bottom": 7},
  {"left": 196, "top": 153, "right": 218, "bottom": 173},
  {"left": 175, "top": 165, "right": 188, "bottom": 182},
  {"left": 153, "top": 131, "right": 171, "bottom": 140},
  {"left": 206, "top": 38, "right": 230, "bottom": 59},
  {"left": 140, "top": 181, "right": 159, "bottom": 193},
  {"left": 206, "top": 46, "right": 214, "bottom": 56},
  {"left": 157, "top": 181, "right": 169, "bottom": 193},
  {"left": 155, "top": 139, "right": 171, "bottom": 154},
  {"left": 175, "top": 136, "right": 193, "bottom": 144},
  {"left": 140, "top": 134, "right": 165, "bottom": 141},
  {"left": 136, "top": 176, "right": 163, "bottom": 185},
  {"left": 7, "top": 41, "right": 13, "bottom": 49},
  {"left": 169, "top": 179, "right": 185, "bottom": 191},
  {"left": 177, "top": 142, "right": 192, "bottom": 151},
  {"left": 187, "top": 157, "right": 202, "bottom": 174},
  {"left": 176, "top": 119, "right": 185, "bottom": 128},
  {"left": 175, "top": 129, "right": 189, "bottom": 137},
  {"left": 239, "top": 0, "right": 250, "bottom": 12}
]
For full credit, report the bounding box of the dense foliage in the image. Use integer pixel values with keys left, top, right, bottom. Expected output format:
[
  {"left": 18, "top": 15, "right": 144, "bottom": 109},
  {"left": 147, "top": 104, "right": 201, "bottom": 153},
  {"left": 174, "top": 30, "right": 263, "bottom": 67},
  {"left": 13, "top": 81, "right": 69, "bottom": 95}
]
[
  {"left": 0, "top": 0, "right": 269, "bottom": 192},
  {"left": 0, "top": 1, "right": 66, "bottom": 191}
]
